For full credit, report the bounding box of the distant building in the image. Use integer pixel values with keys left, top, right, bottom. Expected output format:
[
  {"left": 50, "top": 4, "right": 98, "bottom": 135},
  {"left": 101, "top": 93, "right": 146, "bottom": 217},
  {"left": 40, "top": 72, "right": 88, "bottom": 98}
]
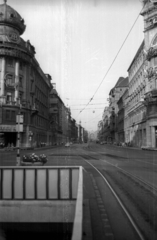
[
  {"left": 108, "top": 77, "right": 128, "bottom": 142},
  {"left": 49, "top": 86, "right": 70, "bottom": 145},
  {"left": 117, "top": 89, "right": 128, "bottom": 143},
  {"left": 126, "top": 41, "right": 145, "bottom": 147},
  {"left": 71, "top": 118, "right": 78, "bottom": 142},
  {"left": 102, "top": 107, "right": 110, "bottom": 142}
]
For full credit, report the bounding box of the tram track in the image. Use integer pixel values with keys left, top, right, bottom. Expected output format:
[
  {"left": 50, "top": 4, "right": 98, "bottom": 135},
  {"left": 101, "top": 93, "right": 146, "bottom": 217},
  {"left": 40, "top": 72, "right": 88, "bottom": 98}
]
[
  {"left": 47, "top": 148, "right": 157, "bottom": 239},
  {"left": 78, "top": 151, "right": 157, "bottom": 240},
  {"left": 102, "top": 159, "right": 157, "bottom": 197},
  {"left": 81, "top": 156, "right": 145, "bottom": 240}
]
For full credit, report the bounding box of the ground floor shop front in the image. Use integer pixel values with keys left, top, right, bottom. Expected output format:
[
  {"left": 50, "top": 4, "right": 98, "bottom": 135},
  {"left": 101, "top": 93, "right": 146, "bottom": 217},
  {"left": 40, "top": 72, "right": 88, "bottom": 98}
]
[
  {"left": 0, "top": 124, "right": 53, "bottom": 148},
  {"left": 125, "top": 119, "right": 157, "bottom": 149}
]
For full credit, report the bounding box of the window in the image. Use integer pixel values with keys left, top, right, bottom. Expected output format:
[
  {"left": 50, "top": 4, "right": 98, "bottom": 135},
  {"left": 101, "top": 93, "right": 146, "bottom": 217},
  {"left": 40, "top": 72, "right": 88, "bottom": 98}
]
[
  {"left": 6, "top": 110, "right": 10, "bottom": 120},
  {"left": 31, "top": 80, "right": 34, "bottom": 92},
  {"left": 6, "top": 93, "right": 12, "bottom": 102},
  {"left": 152, "top": 35, "right": 157, "bottom": 46},
  {"left": 19, "top": 92, "right": 23, "bottom": 101},
  {"left": 19, "top": 76, "right": 23, "bottom": 87},
  {"left": 31, "top": 67, "right": 34, "bottom": 76},
  {"left": 10, "top": 13, "right": 15, "bottom": 18},
  {"left": 19, "top": 62, "right": 23, "bottom": 70},
  {"left": 5, "top": 74, "right": 15, "bottom": 87},
  {"left": 7, "top": 59, "right": 13, "bottom": 67},
  {"left": 11, "top": 111, "right": 15, "bottom": 121},
  {"left": 154, "top": 57, "right": 157, "bottom": 66}
]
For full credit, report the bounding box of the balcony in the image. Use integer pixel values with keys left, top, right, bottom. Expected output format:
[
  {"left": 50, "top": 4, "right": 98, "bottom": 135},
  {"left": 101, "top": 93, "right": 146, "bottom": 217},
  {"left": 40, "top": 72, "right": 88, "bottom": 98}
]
[
  {"left": 50, "top": 98, "right": 58, "bottom": 104},
  {"left": 49, "top": 107, "right": 58, "bottom": 114}
]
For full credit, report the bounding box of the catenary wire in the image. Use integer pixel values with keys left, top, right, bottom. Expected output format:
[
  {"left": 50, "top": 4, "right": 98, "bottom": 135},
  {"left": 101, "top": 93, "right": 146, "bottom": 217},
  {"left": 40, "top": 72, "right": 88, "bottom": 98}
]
[{"left": 76, "top": 2, "right": 146, "bottom": 117}]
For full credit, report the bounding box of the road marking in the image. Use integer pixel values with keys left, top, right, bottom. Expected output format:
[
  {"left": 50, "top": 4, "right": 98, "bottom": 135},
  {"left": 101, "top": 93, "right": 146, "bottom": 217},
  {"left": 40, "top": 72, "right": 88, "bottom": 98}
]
[{"left": 90, "top": 173, "right": 114, "bottom": 239}]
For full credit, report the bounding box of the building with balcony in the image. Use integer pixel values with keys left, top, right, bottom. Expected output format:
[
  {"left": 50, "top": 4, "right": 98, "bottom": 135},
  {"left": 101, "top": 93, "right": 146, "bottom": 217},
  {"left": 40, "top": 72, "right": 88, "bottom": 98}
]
[
  {"left": 117, "top": 89, "right": 129, "bottom": 143},
  {"left": 0, "top": 1, "right": 52, "bottom": 148},
  {"left": 125, "top": 41, "right": 146, "bottom": 147},
  {"left": 70, "top": 118, "right": 78, "bottom": 143},
  {"left": 124, "top": 1, "right": 157, "bottom": 148},
  {"left": 102, "top": 107, "right": 110, "bottom": 142},
  {"left": 108, "top": 77, "right": 128, "bottom": 142},
  {"left": 49, "top": 86, "right": 72, "bottom": 145}
]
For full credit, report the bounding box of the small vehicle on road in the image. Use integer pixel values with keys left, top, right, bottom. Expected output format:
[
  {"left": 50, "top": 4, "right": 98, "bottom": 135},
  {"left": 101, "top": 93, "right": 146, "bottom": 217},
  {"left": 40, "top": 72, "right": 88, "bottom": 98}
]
[{"left": 65, "top": 142, "right": 70, "bottom": 147}]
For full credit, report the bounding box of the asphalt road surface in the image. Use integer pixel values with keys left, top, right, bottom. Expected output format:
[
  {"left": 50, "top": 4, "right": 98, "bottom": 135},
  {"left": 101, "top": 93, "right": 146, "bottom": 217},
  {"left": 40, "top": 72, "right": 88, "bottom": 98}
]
[{"left": 1, "top": 143, "right": 157, "bottom": 240}]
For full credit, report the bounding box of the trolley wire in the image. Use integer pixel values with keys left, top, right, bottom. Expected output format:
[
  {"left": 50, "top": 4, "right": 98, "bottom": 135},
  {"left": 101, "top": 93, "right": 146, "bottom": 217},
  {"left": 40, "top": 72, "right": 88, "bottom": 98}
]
[{"left": 77, "top": 3, "right": 146, "bottom": 117}]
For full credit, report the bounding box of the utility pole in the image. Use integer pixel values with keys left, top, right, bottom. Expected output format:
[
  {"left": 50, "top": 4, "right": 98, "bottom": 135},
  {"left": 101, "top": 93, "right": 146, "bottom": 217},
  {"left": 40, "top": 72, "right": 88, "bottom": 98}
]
[{"left": 16, "top": 100, "right": 23, "bottom": 166}]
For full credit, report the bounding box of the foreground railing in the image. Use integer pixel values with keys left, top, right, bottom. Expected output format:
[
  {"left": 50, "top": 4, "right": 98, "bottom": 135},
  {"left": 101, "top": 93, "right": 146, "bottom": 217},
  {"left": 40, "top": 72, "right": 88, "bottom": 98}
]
[
  {"left": 0, "top": 166, "right": 83, "bottom": 240},
  {"left": 0, "top": 166, "right": 80, "bottom": 200}
]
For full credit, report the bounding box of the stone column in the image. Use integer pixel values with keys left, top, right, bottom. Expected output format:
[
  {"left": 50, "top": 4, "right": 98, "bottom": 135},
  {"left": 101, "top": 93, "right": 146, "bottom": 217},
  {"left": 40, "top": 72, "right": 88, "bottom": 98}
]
[
  {"left": 151, "top": 126, "right": 155, "bottom": 148},
  {"left": 14, "top": 61, "right": 19, "bottom": 102},
  {"left": 146, "top": 124, "right": 151, "bottom": 147},
  {"left": 0, "top": 57, "right": 6, "bottom": 96}
]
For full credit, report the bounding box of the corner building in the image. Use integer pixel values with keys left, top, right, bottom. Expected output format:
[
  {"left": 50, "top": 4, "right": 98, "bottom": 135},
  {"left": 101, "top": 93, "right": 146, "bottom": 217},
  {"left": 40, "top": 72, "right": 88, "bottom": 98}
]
[{"left": 0, "top": 1, "right": 51, "bottom": 148}]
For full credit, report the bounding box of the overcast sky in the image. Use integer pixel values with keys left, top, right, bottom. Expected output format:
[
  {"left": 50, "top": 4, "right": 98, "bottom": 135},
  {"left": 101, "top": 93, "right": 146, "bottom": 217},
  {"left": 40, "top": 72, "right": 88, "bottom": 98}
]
[{"left": 8, "top": 0, "right": 144, "bottom": 131}]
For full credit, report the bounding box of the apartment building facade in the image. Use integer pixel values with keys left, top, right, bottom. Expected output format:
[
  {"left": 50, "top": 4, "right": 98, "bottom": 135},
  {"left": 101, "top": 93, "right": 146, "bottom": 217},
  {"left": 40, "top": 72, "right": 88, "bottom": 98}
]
[{"left": 0, "top": 2, "right": 52, "bottom": 148}]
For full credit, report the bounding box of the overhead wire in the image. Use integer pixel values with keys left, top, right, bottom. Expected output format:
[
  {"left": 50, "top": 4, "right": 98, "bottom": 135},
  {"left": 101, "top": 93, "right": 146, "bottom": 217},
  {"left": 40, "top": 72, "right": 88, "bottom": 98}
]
[
  {"left": 70, "top": 103, "right": 107, "bottom": 106},
  {"left": 71, "top": 108, "right": 105, "bottom": 110},
  {"left": 76, "top": 2, "right": 146, "bottom": 117}
]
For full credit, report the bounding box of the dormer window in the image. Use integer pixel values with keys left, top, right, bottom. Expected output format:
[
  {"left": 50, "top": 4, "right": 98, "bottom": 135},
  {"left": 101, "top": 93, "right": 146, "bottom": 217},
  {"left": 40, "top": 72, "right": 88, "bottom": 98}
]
[
  {"left": 152, "top": 34, "right": 157, "bottom": 47},
  {"left": 10, "top": 13, "right": 15, "bottom": 18},
  {"left": 20, "top": 18, "right": 24, "bottom": 24}
]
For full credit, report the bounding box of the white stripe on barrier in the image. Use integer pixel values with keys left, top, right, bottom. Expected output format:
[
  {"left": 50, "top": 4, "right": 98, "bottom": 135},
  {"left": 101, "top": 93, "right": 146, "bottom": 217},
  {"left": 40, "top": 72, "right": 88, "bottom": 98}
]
[{"left": 71, "top": 166, "right": 83, "bottom": 240}]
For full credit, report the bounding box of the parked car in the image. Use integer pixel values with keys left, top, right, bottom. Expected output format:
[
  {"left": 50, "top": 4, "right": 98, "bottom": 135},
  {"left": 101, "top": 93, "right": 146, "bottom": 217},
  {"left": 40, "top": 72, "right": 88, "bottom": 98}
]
[{"left": 65, "top": 142, "right": 70, "bottom": 147}]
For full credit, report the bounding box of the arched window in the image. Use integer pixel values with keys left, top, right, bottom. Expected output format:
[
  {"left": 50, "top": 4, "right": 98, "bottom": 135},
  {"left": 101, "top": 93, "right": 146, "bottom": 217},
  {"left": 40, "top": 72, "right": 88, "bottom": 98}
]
[{"left": 152, "top": 35, "right": 157, "bottom": 47}]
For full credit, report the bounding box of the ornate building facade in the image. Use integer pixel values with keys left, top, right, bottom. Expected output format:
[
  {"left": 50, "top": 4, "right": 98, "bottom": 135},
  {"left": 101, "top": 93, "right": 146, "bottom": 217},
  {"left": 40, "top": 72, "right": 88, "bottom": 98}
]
[
  {"left": 98, "top": 1, "right": 157, "bottom": 149},
  {"left": 0, "top": 1, "right": 52, "bottom": 148},
  {"left": 141, "top": 0, "right": 157, "bottom": 148},
  {"left": 108, "top": 77, "right": 128, "bottom": 142},
  {"left": 125, "top": 0, "right": 157, "bottom": 148},
  {"left": 125, "top": 41, "right": 146, "bottom": 147}
]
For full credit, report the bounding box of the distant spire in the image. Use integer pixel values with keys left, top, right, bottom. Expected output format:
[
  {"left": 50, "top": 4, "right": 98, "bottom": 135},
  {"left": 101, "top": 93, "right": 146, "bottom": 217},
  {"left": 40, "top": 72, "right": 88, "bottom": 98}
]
[{"left": 4, "top": 0, "right": 7, "bottom": 4}]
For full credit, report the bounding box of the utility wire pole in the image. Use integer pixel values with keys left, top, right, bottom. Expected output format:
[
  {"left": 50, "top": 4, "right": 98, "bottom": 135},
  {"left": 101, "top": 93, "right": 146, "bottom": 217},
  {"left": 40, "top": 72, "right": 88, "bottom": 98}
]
[{"left": 16, "top": 99, "right": 23, "bottom": 166}]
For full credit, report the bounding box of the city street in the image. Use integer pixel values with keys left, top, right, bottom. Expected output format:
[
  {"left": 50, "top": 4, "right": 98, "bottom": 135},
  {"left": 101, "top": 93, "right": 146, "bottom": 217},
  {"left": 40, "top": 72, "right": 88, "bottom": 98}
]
[{"left": 1, "top": 143, "right": 157, "bottom": 240}]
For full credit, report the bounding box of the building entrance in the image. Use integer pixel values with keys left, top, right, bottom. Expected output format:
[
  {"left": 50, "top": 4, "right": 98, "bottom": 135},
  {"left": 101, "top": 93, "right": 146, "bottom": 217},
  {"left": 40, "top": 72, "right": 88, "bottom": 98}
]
[{"left": 3, "top": 132, "right": 17, "bottom": 147}]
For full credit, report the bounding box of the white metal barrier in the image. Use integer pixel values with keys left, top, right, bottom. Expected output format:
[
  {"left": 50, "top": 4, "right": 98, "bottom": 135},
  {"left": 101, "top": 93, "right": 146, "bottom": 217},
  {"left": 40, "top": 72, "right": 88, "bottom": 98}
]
[
  {"left": 0, "top": 166, "right": 83, "bottom": 240},
  {"left": 0, "top": 166, "right": 79, "bottom": 200}
]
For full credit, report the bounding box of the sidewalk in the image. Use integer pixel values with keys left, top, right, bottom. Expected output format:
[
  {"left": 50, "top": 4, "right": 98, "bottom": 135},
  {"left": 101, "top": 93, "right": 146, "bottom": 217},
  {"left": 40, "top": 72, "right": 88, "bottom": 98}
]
[{"left": 0, "top": 144, "right": 63, "bottom": 152}]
